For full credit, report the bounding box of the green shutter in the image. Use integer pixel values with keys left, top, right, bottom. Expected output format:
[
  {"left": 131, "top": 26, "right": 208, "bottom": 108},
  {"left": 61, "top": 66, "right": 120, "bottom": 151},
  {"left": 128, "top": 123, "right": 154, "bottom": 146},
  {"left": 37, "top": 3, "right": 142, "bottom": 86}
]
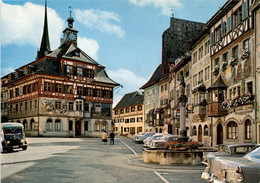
[
  {"left": 227, "top": 16, "right": 232, "bottom": 32},
  {"left": 242, "top": 1, "right": 248, "bottom": 20},
  {"left": 210, "top": 32, "right": 215, "bottom": 45},
  {"left": 221, "top": 22, "right": 226, "bottom": 37}
]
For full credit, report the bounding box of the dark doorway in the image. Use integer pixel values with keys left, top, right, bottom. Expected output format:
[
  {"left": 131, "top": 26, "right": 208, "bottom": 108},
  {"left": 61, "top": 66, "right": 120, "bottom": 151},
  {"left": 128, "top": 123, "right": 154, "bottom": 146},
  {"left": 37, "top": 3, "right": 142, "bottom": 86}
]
[
  {"left": 121, "top": 127, "right": 123, "bottom": 135},
  {"left": 75, "top": 121, "right": 81, "bottom": 136},
  {"left": 168, "top": 124, "right": 173, "bottom": 134},
  {"left": 217, "top": 123, "right": 223, "bottom": 145},
  {"left": 198, "top": 125, "right": 202, "bottom": 142}
]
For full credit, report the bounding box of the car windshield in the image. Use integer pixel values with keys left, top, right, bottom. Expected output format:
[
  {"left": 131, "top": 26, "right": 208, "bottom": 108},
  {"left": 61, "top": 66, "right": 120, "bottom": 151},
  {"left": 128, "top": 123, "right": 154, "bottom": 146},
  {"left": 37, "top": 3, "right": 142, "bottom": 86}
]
[
  {"left": 152, "top": 135, "right": 163, "bottom": 140},
  {"left": 244, "top": 147, "right": 260, "bottom": 160},
  {"left": 219, "top": 145, "right": 230, "bottom": 153},
  {"left": 4, "top": 128, "right": 22, "bottom": 134}
]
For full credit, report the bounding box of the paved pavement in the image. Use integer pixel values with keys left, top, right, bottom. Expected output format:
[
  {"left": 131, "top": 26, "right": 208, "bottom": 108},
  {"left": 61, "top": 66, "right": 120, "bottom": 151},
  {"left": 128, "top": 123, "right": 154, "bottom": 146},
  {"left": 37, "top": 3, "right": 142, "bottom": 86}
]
[{"left": 1, "top": 136, "right": 207, "bottom": 183}]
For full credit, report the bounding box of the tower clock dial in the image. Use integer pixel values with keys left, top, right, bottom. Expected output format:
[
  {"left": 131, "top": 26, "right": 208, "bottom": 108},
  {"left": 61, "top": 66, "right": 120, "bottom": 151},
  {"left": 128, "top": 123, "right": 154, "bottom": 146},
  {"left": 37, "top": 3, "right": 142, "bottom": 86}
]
[{"left": 69, "top": 33, "right": 76, "bottom": 41}]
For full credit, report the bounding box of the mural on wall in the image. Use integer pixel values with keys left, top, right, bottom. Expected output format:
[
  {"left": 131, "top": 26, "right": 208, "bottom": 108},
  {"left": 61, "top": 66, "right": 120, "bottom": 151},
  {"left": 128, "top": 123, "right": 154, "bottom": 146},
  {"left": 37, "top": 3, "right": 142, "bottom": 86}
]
[
  {"left": 236, "top": 63, "right": 242, "bottom": 81},
  {"left": 244, "top": 59, "right": 251, "bottom": 78},
  {"left": 42, "top": 100, "right": 67, "bottom": 115}
]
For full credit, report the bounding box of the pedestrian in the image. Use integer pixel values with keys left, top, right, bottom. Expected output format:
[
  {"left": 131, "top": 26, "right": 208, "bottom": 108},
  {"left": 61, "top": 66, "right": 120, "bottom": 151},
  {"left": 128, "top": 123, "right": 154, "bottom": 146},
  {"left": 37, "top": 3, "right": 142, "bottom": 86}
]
[
  {"left": 109, "top": 131, "right": 115, "bottom": 145},
  {"left": 101, "top": 131, "right": 108, "bottom": 145}
]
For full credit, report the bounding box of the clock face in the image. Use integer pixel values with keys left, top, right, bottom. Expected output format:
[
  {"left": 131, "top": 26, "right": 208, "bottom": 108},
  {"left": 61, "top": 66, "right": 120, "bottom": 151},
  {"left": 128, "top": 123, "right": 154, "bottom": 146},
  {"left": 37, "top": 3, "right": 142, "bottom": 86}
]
[{"left": 69, "top": 33, "right": 76, "bottom": 40}]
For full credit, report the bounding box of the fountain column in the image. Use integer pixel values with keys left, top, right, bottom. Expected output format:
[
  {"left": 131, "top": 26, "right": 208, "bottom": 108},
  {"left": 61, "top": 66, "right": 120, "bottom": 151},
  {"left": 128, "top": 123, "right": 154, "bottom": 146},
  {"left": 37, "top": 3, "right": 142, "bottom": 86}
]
[{"left": 178, "top": 76, "right": 188, "bottom": 142}]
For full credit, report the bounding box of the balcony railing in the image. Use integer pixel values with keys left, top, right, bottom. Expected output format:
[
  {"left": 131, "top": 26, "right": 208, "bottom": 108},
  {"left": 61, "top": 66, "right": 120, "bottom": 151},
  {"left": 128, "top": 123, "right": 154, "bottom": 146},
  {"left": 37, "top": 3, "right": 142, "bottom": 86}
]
[{"left": 207, "top": 102, "right": 227, "bottom": 117}]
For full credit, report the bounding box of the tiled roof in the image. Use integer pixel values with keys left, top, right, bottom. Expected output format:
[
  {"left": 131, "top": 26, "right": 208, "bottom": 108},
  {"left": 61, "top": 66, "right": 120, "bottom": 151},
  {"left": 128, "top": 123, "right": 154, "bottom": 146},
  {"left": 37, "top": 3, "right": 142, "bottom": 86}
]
[
  {"left": 140, "top": 64, "right": 166, "bottom": 89},
  {"left": 208, "top": 75, "right": 228, "bottom": 90},
  {"left": 47, "top": 43, "right": 103, "bottom": 66},
  {"left": 93, "top": 69, "right": 120, "bottom": 86},
  {"left": 113, "top": 91, "right": 144, "bottom": 110}
]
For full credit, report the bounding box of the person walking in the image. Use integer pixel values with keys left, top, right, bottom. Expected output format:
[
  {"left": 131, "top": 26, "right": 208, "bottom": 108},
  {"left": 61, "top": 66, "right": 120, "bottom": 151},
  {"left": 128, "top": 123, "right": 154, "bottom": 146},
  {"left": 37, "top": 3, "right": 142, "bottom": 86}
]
[
  {"left": 109, "top": 131, "right": 115, "bottom": 145},
  {"left": 102, "top": 131, "right": 108, "bottom": 145}
]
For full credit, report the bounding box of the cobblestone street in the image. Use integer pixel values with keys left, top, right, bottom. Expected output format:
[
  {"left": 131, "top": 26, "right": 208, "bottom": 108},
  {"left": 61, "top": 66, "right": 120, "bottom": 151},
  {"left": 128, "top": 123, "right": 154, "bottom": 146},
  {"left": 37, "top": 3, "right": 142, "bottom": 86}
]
[{"left": 2, "top": 137, "right": 207, "bottom": 183}]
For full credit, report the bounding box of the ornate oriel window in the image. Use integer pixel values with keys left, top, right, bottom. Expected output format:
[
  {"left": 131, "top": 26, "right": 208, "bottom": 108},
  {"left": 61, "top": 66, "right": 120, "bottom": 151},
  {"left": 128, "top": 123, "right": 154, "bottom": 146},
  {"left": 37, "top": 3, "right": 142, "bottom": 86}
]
[{"left": 227, "top": 121, "right": 238, "bottom": 139}]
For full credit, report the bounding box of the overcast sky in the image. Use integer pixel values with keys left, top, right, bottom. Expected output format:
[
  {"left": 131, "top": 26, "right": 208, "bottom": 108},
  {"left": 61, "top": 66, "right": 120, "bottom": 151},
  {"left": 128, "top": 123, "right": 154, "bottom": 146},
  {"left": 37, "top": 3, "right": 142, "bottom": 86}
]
[{"left": 1, "top": 0, "right": 227, "bottom": 106}]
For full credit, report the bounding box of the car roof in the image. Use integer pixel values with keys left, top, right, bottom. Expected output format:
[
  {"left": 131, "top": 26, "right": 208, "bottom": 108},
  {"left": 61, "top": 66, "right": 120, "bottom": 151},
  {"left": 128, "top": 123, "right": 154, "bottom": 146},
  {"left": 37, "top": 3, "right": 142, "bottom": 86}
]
[
  {"left": 219, "top": 144, "right": 258, "bottom": 148},
  {"left": 2, "top": 122, "right": 24, "bottom": 128}
]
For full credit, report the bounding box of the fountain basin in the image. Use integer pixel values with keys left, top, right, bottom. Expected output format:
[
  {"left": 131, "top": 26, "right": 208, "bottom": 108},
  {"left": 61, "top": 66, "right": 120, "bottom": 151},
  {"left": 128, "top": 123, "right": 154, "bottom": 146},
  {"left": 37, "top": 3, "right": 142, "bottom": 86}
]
[{"left": 142, "top": 148, "right": 204, "bottom": 166}]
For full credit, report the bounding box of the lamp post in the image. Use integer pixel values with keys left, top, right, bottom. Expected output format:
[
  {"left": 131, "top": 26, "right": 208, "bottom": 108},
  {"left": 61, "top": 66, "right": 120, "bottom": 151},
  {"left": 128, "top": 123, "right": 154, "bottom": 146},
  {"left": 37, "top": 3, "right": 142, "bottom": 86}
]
[{"left": 178, "top": 76, "right": 189, "bottom": 142}]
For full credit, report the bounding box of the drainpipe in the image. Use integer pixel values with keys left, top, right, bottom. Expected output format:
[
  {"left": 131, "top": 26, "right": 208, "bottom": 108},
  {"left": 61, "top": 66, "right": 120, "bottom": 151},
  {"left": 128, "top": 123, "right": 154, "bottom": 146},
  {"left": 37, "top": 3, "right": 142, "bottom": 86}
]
[
  {"left": 37, "top": 76, "right": 40, "bottom": 137},
  {"left": 254, "top": 10, "right": 258, "bottom": 143}
]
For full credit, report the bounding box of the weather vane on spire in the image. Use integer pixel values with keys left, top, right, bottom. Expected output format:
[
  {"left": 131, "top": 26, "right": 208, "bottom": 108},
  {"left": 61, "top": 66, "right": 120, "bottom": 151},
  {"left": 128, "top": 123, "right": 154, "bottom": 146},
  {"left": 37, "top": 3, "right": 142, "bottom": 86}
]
[
  {"left": 68, "top": 6, "right": 72, "bottom": 17},
  {"left": 171, "top": 9, "right": 174, "bottom": 18}
]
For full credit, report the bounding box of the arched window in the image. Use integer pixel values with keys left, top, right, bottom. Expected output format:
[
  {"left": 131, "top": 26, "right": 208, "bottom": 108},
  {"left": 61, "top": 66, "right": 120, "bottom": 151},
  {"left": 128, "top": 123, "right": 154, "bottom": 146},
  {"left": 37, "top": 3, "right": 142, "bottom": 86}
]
[
  {"left": 95, "top": 121, "right": 100, "bottom": 131},
  {"left": 84, "top": 121, "right": 88, "bottom": 131},
  {"left": 23, "top": 120, "right": 28, "bottom": 130},
  {"left": 46, "top": 119, "right": 53, "bottom": 131},
  {"left": 55, "top": 119, "right": 61, "bottom": 131},
  {"left": 101, "top": 121, "right": 107, "bottom": 131},
  {"left": 227, "top": 121, "right": 238, "bottom": 139},
  {"left": 245, "top": 119, "right": 252, "bottom": 139},
  {"left": 30, "top": 119, "right": 35, "bottom": 130},
  {"left": 193, "top": 126, "right": 197, "bottom": 136},
  {"left": 69, "top": 120, "right": 73, "bottom": 131},
  {"left": 204, "top": 125, "right": 208, "bottom": 136}
]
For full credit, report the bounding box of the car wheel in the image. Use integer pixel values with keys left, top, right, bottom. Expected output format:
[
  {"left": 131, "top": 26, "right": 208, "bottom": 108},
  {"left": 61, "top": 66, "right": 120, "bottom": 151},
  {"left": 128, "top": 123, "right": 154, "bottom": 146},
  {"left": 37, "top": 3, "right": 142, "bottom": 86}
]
[{"left": 22, "top": 146, "right": 27, "bottom": 150}]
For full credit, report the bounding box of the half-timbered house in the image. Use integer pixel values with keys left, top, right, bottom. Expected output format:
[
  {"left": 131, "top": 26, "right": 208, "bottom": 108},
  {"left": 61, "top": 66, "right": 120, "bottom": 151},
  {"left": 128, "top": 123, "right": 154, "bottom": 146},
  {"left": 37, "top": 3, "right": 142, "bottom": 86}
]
[{"left": 2, "top": 2, "right": 119, "bottom": 137}]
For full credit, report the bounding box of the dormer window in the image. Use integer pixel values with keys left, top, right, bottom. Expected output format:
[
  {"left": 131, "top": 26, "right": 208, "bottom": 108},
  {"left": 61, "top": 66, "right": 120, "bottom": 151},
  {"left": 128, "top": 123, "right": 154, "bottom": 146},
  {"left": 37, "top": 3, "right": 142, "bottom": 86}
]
[{"left": 75, "top": 51, "right": 80, "bottom": 56}]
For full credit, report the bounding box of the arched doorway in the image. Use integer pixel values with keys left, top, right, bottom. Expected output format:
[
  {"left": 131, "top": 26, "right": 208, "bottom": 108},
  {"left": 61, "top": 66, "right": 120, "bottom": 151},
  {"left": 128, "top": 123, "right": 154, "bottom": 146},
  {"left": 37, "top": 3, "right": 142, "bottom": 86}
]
[
  {"left": 217, "top": 123, "right": 223, "bottom": 144},
  {"left": 198, "top": 125, "right": 202, "bottom": 142},
  {"left": 75, "top": 121, "right": 81, "bottom": 136}
]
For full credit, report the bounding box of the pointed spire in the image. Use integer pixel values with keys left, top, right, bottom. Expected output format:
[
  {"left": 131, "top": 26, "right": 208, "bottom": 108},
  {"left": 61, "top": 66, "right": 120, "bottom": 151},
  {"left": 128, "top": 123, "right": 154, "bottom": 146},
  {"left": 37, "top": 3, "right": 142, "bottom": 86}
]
[{"left": 37, "top": 0, "right": 51, "bottom": 59}]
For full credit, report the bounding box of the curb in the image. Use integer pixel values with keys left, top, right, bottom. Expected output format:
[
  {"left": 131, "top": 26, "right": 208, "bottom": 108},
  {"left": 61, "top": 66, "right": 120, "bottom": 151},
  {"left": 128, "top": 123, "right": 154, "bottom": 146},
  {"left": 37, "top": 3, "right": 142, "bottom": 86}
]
[{"left": 126, "top": 157, "right": 205, "bottom": 170}]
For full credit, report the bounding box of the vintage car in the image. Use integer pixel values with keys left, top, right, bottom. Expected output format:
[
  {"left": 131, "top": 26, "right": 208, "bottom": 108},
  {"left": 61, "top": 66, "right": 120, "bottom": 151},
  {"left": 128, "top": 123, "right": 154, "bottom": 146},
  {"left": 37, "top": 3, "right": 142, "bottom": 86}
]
[
  {"left": 143, "top": 133, "right": 170, "bottom": 147},
  {"left": 202, "top": 144, "right": 258, "bottom": 166},
  {"left": 134, "top": 132, "right": 155, "bottom": 143},
  {"left": 1, "top": 122, "right": 28, "bottom": 152},
  {"left": 201, "top": 146, "right": 260, "bottom": 183},
  {"left": 148, "top": 135, "right": 178, "bottom": 148}
]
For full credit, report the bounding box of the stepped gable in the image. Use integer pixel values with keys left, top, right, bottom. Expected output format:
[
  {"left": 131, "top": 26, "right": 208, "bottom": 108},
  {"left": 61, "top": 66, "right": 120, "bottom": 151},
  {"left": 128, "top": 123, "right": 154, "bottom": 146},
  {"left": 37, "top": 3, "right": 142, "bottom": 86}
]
[{"left": 113, "top": 91, "right": 144, "bottom": 110}]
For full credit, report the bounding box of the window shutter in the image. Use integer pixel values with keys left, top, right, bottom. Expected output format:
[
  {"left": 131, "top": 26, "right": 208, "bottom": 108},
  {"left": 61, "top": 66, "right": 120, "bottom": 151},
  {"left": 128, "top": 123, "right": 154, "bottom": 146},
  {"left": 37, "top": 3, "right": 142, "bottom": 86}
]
[
  {"left": 64, "top": 65, "right": 67, "bottom": 74},
  {"left": 210, "top": 32, "right": 215, "bottom": 45},
  {"left": 221, "top": 22, "right": 226, "bottom": 37},
  {"left": 242, "top": 1, "right": 248, "bottom": 20},
  {"left": 227, "top": 16, "right": 232, "bottom": 32},
  {"left": 73, "top": 66, "right": 77, "bottom": 76}
]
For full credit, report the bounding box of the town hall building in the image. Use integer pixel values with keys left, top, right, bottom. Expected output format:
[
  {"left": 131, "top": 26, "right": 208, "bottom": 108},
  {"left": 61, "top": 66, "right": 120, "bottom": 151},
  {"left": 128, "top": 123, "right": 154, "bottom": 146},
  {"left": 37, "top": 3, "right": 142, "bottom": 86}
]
[{"left": 1, "top": 2, "right": 119, "bottom": 137}]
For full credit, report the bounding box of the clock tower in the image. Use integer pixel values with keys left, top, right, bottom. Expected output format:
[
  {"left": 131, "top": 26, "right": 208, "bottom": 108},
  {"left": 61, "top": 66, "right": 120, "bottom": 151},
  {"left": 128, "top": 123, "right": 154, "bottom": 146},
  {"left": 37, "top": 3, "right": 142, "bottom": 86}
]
[{"left": 61, "top": 12, "right": 78, "bottom": 45}]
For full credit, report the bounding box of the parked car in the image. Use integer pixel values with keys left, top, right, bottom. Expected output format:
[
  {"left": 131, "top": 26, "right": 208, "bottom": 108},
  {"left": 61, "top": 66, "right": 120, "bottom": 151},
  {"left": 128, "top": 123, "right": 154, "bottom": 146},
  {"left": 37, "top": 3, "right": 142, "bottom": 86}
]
[
  {"left": 148, "top": 135, "right": 178, "bottom": 148},
  {"left": 133, "top": 132, "right": 145, "bottom": 140},
  {"left": 1, "top": 122, "right": 28, "bottom": 152},
  {"left": 135, "top": 132, "right": 155, "bottom": 143},
  {"left": 143, "top": 133, "right": 171, "bottom": 147},
  {"left": 201, "top": 146, "right": 260, "bottom": 183},
  {"left": 202, "top": 144, "right": 258, "bottom": 166}
]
